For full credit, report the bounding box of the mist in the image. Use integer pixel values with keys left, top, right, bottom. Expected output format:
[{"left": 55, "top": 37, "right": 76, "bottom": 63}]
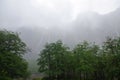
[
  {"left": 0, "top": 0, "right": 120, "bottom": 73},
  {"left": 0, "top": 0, "right": 120, "bottom": 29}
]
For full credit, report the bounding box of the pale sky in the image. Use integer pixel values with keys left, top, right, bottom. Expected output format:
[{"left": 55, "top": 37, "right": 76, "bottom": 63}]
[
  {"left": 31, "top": 0, "right": 119, "bottom": 14},
  {"left": 0, "top": 0, "right": 120, "bottom": 30}
]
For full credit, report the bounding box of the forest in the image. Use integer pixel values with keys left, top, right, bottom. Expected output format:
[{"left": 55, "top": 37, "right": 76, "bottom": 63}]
[{"left": 0, "top": 30, "right": 120, "bottom": 80}]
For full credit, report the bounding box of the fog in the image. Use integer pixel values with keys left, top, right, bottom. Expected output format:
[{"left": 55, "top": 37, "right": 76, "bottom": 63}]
[
  {"left": 0, "top": 0, "right": 120, "bottom": 29},
  {"left": 0, "top": 0, "right": 120, "bottom": 72}
]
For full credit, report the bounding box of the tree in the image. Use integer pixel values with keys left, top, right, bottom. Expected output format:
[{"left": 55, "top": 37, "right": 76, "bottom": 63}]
[
  {"left": 0, "top": 30, "right": 29, "bottom": 79},
  {"left": 102, "top": 37, "right": 120, "bottom": 80},
  {"left": 37, "top": 40, "right": 69, "bottom": 80},
  {"left": 37, "top": 37, "right": 120, "bottom": 80},
  {"left": 73, "top": 41, "right": 99, "bottom": 80}
]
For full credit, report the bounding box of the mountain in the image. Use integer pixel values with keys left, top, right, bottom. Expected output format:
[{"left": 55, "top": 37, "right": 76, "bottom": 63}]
[{"left": 16, "top": 8, "right": 120, "bottom": 73}]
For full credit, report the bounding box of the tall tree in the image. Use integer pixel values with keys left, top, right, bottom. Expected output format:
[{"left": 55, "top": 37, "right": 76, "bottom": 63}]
[
  {"left": 73, "top": 41, "right": 99, "bottom": 80},
  {"left": 0, "top": 30, "right": 29, "bottom": 79},
  {"left": 37, "top": 40, "right": 69, "bottom": 80},
  {"left": 103, "top": 37, "right": 120, "bottom": 80}
]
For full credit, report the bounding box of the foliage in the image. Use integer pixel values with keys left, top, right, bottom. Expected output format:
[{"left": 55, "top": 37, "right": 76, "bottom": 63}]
[
  {"left": 0, "top": 30, "right": 29, "bottom": 79},
  {"left": 0, "top": 76, "right": 12, "bottom": 80},
  {"left": 102, "top": 37, "right": 120, "bottom": 80},
  {"left": 33, "top": 78, "right": 42, "bottom": 80},
  {"left": 37, "top": 40, "right": 69, "bottom": 79},
  {"left": 37, "top": 37, "right": 120, "bottom": 80}
]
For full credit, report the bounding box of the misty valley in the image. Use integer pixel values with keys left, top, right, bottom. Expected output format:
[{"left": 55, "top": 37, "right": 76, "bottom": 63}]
[
  {"left": 0, "top": 29, "right": 120, "bottom": 80},
  {"left": 1, "top": 0, "right": 120, "bottom": 80}
]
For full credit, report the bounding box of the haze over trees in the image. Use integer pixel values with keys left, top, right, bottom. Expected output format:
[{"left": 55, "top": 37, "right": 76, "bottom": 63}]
[
  {"left": 0, "top": 30, "right": 29, "bottom": 80},
  {"left": 0, "top": 1, "right": 120, "bottom": 80},
  {"left": 37, "top": 37, "right": 120, "bottom": 80},
  {"left": 0, "top": 4, "right": 120, "bottom": 74},
  {"left": 18, "top": 8, "right": 120, "bottom": 73}
]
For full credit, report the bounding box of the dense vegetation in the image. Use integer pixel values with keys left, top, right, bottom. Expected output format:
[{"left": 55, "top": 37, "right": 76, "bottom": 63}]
[
  {"left": 0, "top": 29, "right": 120, "bottom": 80},
  {"left": 37, "top": 37, "right": 120, "bottom": 80},
  {"left": 0, "top": 30, "right": 29, "bottom": 80}
]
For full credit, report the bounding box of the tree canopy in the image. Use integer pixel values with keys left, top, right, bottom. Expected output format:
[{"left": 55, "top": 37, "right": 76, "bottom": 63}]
[
  {"left": 37, "top": 37, "right": 120, "bottom": 80},
  {"left": 0, "top": 30, "right": 29, "bottom": 79},
  {"left": 37, "top": 40, "right": 70, "bottom": 79}
]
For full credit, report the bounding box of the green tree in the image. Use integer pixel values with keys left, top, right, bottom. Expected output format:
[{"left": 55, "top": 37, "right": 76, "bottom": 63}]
[
  {"left": 73, "top": 41, "right": 99, "bottom": 80},
  {"left": 37, "top": 37, "right": 120, "bottom": 80},
  {"left": 37, "top": 40, "right": 69, "bottom": 80},
  {"left": 0, "top": 30, "right": 29, "bottom": 79},
  {"left": 102, "top": 37, "right": 120, "bottom": 80}
]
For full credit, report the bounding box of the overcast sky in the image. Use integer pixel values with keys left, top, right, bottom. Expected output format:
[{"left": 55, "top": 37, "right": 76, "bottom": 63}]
[{"left": 0, "top": 0, "right": 120, "bottom": 30}]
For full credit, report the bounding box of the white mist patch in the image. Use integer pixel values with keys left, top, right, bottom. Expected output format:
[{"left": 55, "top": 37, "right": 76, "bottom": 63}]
[
  {"left": 29, "top": 0, "right": 120, "bottom": 27},
  {"left": 30, "top": 0, "right": 119, "bottom": 15},
  {"left": 0, "top": 0, "right": 120, "bottom": 30}
]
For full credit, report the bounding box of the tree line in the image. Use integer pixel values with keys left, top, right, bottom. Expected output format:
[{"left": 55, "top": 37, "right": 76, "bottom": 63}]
[
  {"left": 0, "top": 30, "right": 120, "bottom": 80},
  {"left": 37, "top": 38, "right": 120, "bottom": 80}
]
